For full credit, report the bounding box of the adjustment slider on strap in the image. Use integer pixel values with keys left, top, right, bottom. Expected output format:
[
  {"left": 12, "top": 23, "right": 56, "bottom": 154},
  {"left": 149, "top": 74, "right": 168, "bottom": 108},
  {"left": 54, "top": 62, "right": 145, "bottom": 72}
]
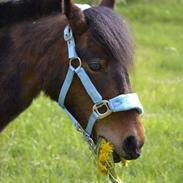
[{"left": 93, "top": 100, "right": 112, "bottom": 119}]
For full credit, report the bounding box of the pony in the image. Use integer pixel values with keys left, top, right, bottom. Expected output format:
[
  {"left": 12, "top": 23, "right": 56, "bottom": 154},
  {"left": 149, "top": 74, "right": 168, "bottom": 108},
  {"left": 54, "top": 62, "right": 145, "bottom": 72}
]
[{"left": 0, "top": 0, "right": 145, "bottom": 163}]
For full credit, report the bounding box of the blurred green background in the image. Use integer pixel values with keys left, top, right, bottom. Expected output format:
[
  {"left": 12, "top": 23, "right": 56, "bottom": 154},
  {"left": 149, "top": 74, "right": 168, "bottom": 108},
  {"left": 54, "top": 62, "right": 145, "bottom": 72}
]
[{"left": 0, "top": 0, "right": 183, "bottom": 182}]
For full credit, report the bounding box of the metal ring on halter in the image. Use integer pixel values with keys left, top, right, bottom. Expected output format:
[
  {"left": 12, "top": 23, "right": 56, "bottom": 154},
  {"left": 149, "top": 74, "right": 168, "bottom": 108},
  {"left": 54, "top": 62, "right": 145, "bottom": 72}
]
[
  {"left": 69, "top": 57, "right": 82, "bottom": 70},
  {"left": 93, "top": 100, "right": 112, "bottom": 119}
]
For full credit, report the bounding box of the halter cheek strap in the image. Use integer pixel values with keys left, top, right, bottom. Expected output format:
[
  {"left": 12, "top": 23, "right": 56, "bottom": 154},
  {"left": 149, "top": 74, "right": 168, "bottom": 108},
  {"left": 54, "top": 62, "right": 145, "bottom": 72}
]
[{"left": 58, "top": 25, "right": 144, "bottom": 148}]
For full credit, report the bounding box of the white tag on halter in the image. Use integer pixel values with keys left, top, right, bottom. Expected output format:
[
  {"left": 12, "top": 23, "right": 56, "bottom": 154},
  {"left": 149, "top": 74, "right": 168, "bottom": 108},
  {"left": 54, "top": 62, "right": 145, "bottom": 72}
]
[{"left": 75, "top": 4, "right": 91, "bottom": 11}]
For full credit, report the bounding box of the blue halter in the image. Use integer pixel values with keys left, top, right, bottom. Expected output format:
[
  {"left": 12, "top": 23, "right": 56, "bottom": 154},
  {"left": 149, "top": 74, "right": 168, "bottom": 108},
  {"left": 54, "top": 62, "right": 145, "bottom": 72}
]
[{"left": 58, "top": 25, "right": 144, "bottom": 148}]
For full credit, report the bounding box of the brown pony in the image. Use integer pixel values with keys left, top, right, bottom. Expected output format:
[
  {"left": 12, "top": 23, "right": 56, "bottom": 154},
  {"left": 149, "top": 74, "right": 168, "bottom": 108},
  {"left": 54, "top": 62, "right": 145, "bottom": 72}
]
[{"left": 0, "top": 0, "right": 144, "bottom": 163}]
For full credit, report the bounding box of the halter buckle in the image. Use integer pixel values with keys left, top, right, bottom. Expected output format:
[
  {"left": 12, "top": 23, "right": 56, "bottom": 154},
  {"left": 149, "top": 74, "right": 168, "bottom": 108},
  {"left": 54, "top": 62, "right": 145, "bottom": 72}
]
[
  {"left": 93, "top": 100, "right": 112, "bottom": 119},
  {"left": 64, "top": 26, "right": 73, "bottom": 41}
]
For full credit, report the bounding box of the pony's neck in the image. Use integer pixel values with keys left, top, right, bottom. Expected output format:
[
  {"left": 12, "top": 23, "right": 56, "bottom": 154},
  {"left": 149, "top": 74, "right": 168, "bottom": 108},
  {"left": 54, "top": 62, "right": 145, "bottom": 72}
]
[
  {"left": 0, "top": 14, "right": 68, "bottom": 131},
  {"left": 17, "top": 15, "right": 69, "bottom": 100}
]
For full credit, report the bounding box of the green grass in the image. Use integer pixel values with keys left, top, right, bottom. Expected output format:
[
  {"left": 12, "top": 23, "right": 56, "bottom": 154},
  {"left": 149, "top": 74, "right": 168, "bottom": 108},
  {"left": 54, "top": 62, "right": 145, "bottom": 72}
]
[{"left": 1, "top": 1, "right": 183, "bottom": 183}]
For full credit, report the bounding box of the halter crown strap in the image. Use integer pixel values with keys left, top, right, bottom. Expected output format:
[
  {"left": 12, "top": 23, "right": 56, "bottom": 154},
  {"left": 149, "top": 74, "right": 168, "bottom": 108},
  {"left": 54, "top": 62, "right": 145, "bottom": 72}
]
[{"left": 64, "top": 26, "right": 77, "bottom": 59}]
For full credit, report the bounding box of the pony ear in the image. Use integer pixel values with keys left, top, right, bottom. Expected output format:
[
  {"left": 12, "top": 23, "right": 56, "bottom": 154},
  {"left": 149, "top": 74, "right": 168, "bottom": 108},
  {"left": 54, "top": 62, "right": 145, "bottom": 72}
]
[
  {"left": 62, "top": 0, "right": 87, "bottom": 35},
  {"left": 99, "top": 0, "right": 116, "bottom": 9}
]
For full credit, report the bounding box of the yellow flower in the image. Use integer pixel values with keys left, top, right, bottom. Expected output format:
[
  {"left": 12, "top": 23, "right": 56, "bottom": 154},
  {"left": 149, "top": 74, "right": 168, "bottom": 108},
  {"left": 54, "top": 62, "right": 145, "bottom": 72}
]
[
  {"left": 96, "top": 138, "right": 128, "bottom": 183},
  {"left": 98, "top": 153, "right": 109, "bottom": 162},
  {"left": 122, "top": 159, "right": 130, "bottom": 167},
  {"left": 97, "top": 139, "right": 114, "bottom": 175},
  {"left": 100, "top": 142, "right": 113, "bottom": 154},
  {"left": 96, "top": 138, "right": 130, "bottom": 183},
  {"left": 98, "top": 162, "right": 108, "bottom": 175}
]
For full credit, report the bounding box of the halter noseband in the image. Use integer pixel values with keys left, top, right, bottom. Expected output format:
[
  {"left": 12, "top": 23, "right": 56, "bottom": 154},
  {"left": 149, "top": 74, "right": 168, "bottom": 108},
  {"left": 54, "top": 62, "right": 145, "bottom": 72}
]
[{"left": 58, "top": 25, "right": 144, "bottom": 149}]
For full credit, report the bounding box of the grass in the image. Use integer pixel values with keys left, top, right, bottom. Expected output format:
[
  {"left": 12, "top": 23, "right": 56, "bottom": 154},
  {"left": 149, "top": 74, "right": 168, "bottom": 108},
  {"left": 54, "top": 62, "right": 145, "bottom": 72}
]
[{"left": 0, "top": 1, "right": 183, "bottom": 183}]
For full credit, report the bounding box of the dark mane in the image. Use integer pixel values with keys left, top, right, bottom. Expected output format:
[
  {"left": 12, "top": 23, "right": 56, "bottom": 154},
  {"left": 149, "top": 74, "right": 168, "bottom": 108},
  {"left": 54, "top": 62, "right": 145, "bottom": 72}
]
[
  {"left": 84, "top": 7, "right": 133, "bottom": 70},
  {"left": 0, "top": 0, "right": 61, "bottom": 28}
]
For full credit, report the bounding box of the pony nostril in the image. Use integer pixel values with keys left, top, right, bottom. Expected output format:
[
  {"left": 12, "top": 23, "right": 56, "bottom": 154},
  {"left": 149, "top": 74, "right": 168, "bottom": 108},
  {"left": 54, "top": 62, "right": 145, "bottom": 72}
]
[
  {"left": 123, "top": 136, "right": 138, "bottom": 151},
  {"left": 123, "top": 135, "right": 141, "bottom": 160}
]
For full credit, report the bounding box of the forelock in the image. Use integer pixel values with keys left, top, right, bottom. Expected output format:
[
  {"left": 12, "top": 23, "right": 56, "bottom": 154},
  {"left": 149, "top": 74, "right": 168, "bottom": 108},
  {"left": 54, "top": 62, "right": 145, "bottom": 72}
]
[{"left": 84, "top": 6, "right": 134, "bottom": 70}]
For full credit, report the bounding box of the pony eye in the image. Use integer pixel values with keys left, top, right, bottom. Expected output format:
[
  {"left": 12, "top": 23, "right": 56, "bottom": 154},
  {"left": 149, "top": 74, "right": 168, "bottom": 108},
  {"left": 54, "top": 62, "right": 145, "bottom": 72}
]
[{"left": 88, "top": 62, "right": 102, "bottom": 71}]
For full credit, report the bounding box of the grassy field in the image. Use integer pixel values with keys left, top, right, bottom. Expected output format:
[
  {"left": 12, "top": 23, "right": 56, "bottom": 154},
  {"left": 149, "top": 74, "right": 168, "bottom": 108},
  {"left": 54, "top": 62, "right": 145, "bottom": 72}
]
[{"left": 1, "top": 1, "right": 183, "bottom": 183}]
